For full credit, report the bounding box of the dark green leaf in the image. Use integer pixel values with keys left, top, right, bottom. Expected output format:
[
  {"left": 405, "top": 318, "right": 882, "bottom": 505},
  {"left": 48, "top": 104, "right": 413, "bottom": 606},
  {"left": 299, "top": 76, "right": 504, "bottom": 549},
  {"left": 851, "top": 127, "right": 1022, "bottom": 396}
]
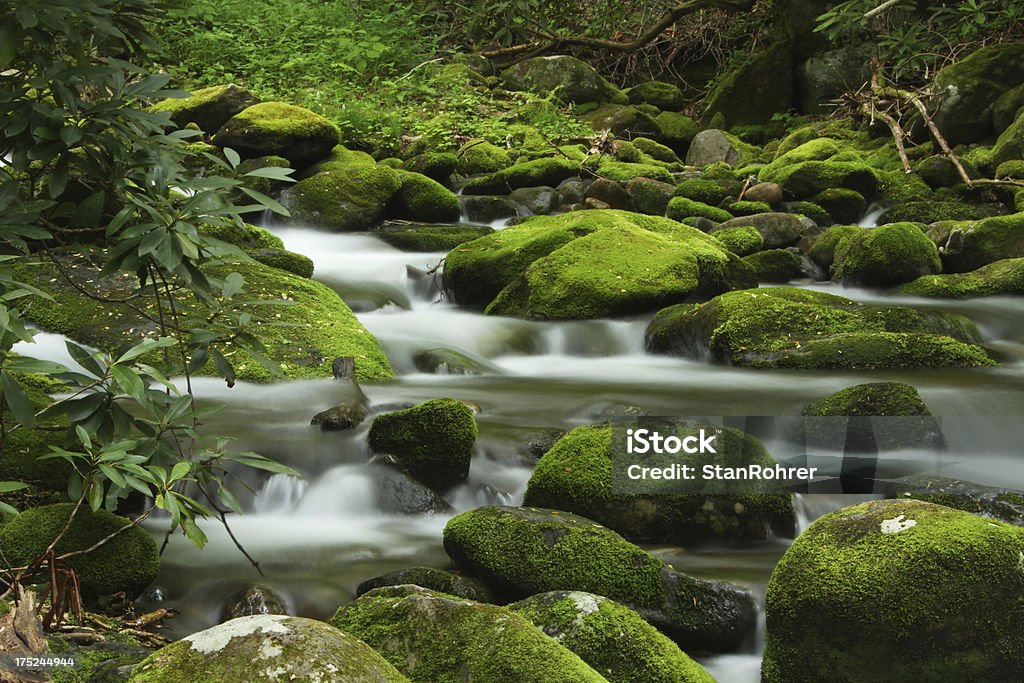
[{"left": 1, "top": 371, "right": 37, "bottom": 429}]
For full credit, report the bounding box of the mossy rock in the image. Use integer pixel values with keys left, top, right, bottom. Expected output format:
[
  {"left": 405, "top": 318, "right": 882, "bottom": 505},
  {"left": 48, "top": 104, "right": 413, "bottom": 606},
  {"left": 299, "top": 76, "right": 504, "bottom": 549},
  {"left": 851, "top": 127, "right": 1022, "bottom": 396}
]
[
  {"left": 247, "top": 248, "right": 314, "bottom": 278},
  {"left": 713, "top": 225, "right": 764, "bottom": 256},
  {"left": 234, "top": 155, "right": 292, "bottom": 197},
  {"left": 595, "top": 160, "right": 674, "bottom": 183},
  {"left": 501, "top": 55, "right": 627, "bottom": 105},
  {"left": 644, "top": 286, "right": 993, "bottom": 370},
  {"left": 743, "top": 249, "right": 803, "bottom": 283},
  {"left": 726, "top": 200, "right": 772, "bottom": 217},
  {"left": 782, "top": 200, "right": 831, "bottom": 226},
  {"left": 51, "top": 640, "right": 152, "bottom": 683},
  {"left": 832, "top": 222, "right": 941, "bottom": 287},
  {"left": 759, "top": 160, "right": 878, "bottom": 199},
  {"left": 411, "top": 348, "right": 493, "bottom": 376},
  {"left": 624, "top": 177, "right": 675, "bottom": 216},
  {"left": 628, "top": 81, "right": 685, "bottom": 111},
  {"left": 877, "top": 200, "right": 998, "bottom": 225},
  {"left": 931, "top": 211, "right": 1024, "bottom": 272},
  {"left": 302, "top": 145, "right": 375, "bottom": 177},
  {"left": 356, "top": 567, "right": 495, "bottom": 602},
  {"left": 200, "top": 222, "right": 284, "bottom": 251},
  {"left": 0, "top": 504, "right": 158, "bottom": 605},
  {"left": 524, "top": 424, "right": 795, "bottom": 545},
  {"left": 401, "top": 152, "right": 458, "bottom": 182},
  {"left": 762, "top": 499, "right": 1024, "bottom": 682},
  {"left": 653, "top": 112, "right": 698, "bottom": 154},
  {"left": 992, "top": 109, "right": 1024, "bottom": 167},
  {"left": 462, "top": 157, "right": 579, "bottom": 195},
  {"left": 714, "top": 212, "right": 804, "bottom": 249},
  {"left": 931, "top": 43, "right": 1024, "bottom": 145},
  {"left": 19, "top": 248, "right": 392, "bottom": 382},
  {"left": 994, "top": 83, "right": 1024, "bottom": 134},
  {"left": 802, "top": 382, "right": 932, "bottom": 417},
  {"left": 376, "top": 224, "right": 492, "bottom": 252},
  {"left": 807, "top": 224, "right": 863, "bottom": 270},
  {"left": 511, "top": 591, "right": 715, "bottom": 683},
  {"left": 150, "top": 84, "right": 260, "bottom": 134},
  {"left": 761, "top": 138, "right": 843, "bottom": 178},
  {"left": 330, "top": 585, "right": 605, "bottom": 683},
  {"left": 579, "top": 104, "right": 660, "bottom": 137},
  {"left": 129, "top": 615, "right": 408, "bottom": 682},
  {"left": 996, "top": 159, "right": 1024, "bottom": 180},
  {"left": 810, "top": 188, "right": 865, "bottom": 224},
  {"left": 213, "top": 102, "right": 340, "bottom": 168},
  {"left": 0, "top": 375, "right": 72, "bottom": 491},
  {"left": 442, "top": 506, "right": 757, "bottom": 651},
  {"left": 282, "top": 166, "right": 402, "bottom": 231},
  {"left": 632, "top": 137, "right": 680, "bottom": 164},
  {"left": 685, "top": 130, "right": 760, "bottom": 168},
  {"left": 483, "top": 222, "right": 755, "bottom": 320},
  {"left": 456, "top": 140, "right": 512, "bottom": 175},
  {"left": 388, "top": 172, "right": 461, "bottom": 223},
  {"left": 703, "top": 43, "right": 794, "bottom": 127},
  {"left": 893, "top": 257, "right": 1024, "bottom": 298},
  {"left": 368, "top": 399, "right": 478, "bottom": 491},
  {"left": 885, "top": 474, "right": 1024, "bottom": 526},
  {"left": 672, "top": 179, "right": 732, "bottom": 206},
  {"left": 666, "top": 197, "right": 733, "bottom": 223}
]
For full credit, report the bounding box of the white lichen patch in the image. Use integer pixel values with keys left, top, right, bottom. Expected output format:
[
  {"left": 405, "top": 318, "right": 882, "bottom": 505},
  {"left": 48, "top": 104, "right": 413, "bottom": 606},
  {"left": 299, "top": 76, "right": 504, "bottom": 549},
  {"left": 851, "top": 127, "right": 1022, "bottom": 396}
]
[
  {"left": 880, "top": 515, "right": 917, "bottom": 534},
  {"left": 185, "top": 614, "right": 290, "bottom": 654},
  {"left": 259, "top": 639, "right": 283, "bottom": 658},
  {"left": 567, "top": 591, "right": 602, "bottom": 617}
]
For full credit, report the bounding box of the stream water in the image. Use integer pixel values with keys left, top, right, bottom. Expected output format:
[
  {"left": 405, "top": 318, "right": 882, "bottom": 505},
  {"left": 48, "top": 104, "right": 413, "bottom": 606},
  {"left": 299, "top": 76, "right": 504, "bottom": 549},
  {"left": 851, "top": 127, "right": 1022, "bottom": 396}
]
[{"left": 22, "top": 218, "right": 1024, "bottom": 681}]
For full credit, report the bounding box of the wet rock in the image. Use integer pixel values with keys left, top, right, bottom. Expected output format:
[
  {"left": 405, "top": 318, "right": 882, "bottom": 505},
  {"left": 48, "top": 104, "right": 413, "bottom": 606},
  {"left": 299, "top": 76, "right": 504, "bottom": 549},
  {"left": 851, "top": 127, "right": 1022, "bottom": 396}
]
[
  {"left": 388, "top": 172, "right": 461, "bottom": 223},
  {"left": 462, "top": 157, "right": 579, "bottom": 195},
  {"left": 220, "top": 585, "right": 288, "bottom": 622},
  {"left": 885, "top": 474, "right": 1024, "bottom": 526},
  {"left": 281, "top": 165, "right": 402, "bottom": 231},
  {"left": 654, "top": 112, "right": 698, "bottom": 154},
  {"left": 743, "top": 248, "right": 804, "bottom": 283},
  {"left": 356, "top": 567, "right": 495, "bottom": 602},
  {"left": 311, "top": 400, "right": 368, "bottom": 431},
  {"left": 713, "top": 225, "right": 763, "bottom": 256},
  {"left": 556, "top": 177, "right": 587, "bottom": 205},
  {"left": 926, "top": 212, "right": 1024, "bottom": 272},
  {"left": 60, "top": 641, "right": 153, "bottom": 683},
  {"left": 714, "top": 212, "right": 804, "bottom": 249},
  {"left": 628, "top": 81, "right": 685, "bottom": 111},
  {"left": 894, "top": 258, "right": 1024, "bottom": 298},
  {"left": 703, "top": 43, "right": 794, "bottom": 126},
  {"left": 459, "top": 194, "right": 519, "bottom": 223},
  {"left": 832, "top": 222, "right": 941, "bottom": 287},
  {"left": 509, "top": 185, "right": 560, "bottom": 215},
  {"left": 369, "top": 465, "right": 453, "bottom": 515},
  {"left": 412, "top": 348, "right": 492, "bottom": 376},
  {"left": 743, "top": 181, "right": 783, "bottom": 206},
  {"left": 376, "top": 224, "right": 492, "bottom": 252},
  {"left": 579, "top": 104, "right": 660, "bottom": 137},
  {"left": 625, "top": 177, "right": 675, "bottom": 216},
  {"left": 400, "top": 152, "right": 458, "bottom": 182},
  {"left": 685, "top": 129, "right": 745, "bottom": 167},
  {"left": 585, "top": 178, "right": 633, "bottom": 211}
]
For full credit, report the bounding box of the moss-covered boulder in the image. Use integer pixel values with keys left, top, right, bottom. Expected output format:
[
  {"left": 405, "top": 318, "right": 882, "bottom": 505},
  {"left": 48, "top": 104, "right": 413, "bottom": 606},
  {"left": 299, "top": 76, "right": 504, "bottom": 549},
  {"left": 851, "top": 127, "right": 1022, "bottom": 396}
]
[
  {"left": 201, "top": 222, "right": 284, "bottom": 251},
  {"left": 368, "top": 399, "right": 477, "bottom": 491},
  {"left": 283, "top": 166, "right": 402, "bottom": 231},
  {"left": 524, "top": 424, "right": 795, "bottom": 545},
  {"left": 831, "top": 222, "right": 941, "bottom": 287},
  {"left": 762, "top": 499, "right": 1024, "bottom": 682},
  {"left": 376, "top": 224, "right": 492, "bottom": 252},
  {"left": 894, "top": 257, "right": 1024, "bottom": 297},
  {"left": 885, "top": 474, "right": 1024, "bottom": 526},
  {"left": 400, "top": 152, "right": 458, "bottom": 182},
  {"left": 388, "top": 172, "right": 461, "bottom": 223},
  {"left": 760, "top": 138, "right": 843, "bottom": 178},
  {"left": 248, "top": 248, "right": 314, "bottom": 278},
  {"left": 992, "top": 109, "right": 1024, "bottom": 167},
  {"left": 666, "top": 197, "right": 733, "bottom": 223},
  {"left": 654, "top": 112, "right": 698, "bottom": 154},
  {"left": 713, "top": 225, "right": 764, "bottom": 256},
  {"left": 128, "top": 615, "right": 408, "bottom": 682},
  {"left": 759, "top": 160, "right": 878, "bottom": 199},
  {"left": 443, "top": 506, "right": 757, "bottom": 651},
  {"left": 0, "top": 504, "right": 158, "bottom": 605},
  {"left": 673, "top": 179, "right": 732, "bottom": 206},
  {"left": 595, "top": 160, "right": 674, "bottom": 183},
  {"left": 645, "top": 286, "right": 993, "bottom": 370},
  {"left": 629, "top": 81, "right": 685, "bottom": 111},
  {"left": 625, "top": 177, "right": 675, "bottom": 216},
  {"left": 579, "top": 104, "right": 661, "bottom": 138},
  {"left": 356, "top": 567, "right": 495, "bottom": 602},
  {"left": 443, "top": 210, "right": 753, "bottom": 314},
  {"left": 726, "top": 200, "right": 772, "bottom": 217},
  {"left": 930, "top": 212, "right": 1024, "bottom": 272},
  {"left": 150, "top": 84, "right": 260, "bottom": 134},
  {"left": 302, "top": 145, "right": 376, "bottom": 176},
  {"left": 807, "top": 224, "right": 863, "bottom": 270},
  {"left": 810, "top": 188, "right": 865, "bottom": 224},
  {"left": 456, "top": 140, "right": 512, "bottom": 175},
  {"left": 213, "top": 102, "right": 340, "bottom": 167},
  {"left": 703, "top": 43, "right": 794, "bottom": 126},
  {"left": 802, "top": 382, "right": 932, "bottom": 417},
  {"left": 930, "top": 43, "right": 1024, "bottom": 145},
  {"left": 685, "top": 129, "right": 759, "bottom": 167},
  {"left": 714, "top": 212, "right": 804, "bottom": 249},
  {"left": 501, "top": 55, "right": 626, "bottom": 105},
  {"left": 511, "top": 591, "right": 715, "bottom": 683},
  {"left": 20, "top": 248, "right": 393, "bottom": 382},
  {"left": 632, "top": 137, "right": 680, "bottom": 164},
  {"left": 743, "top": 249, "right": 803, "bottom": 283},
  {"left": 330, "top": 586, "right": 605, "bottom": 683},
  {"left": 994, "top": 83, "right": 1024, "bottom": 134},
  {"left": 462, "top": 157, "right": 579, "bottom": 195}
]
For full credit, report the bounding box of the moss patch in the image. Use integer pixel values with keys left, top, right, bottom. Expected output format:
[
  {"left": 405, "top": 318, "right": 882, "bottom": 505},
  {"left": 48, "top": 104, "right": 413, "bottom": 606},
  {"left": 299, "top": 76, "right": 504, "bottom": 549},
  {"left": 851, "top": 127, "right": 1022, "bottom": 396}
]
[
  {"left": 714, "top": 225, "right": 764, "bottom": 256},
  {"left": 743, "top": 249, "right": 803, "bottom": 283},
  {"left": 462, "top": 157, "right": 580, "bottom": 195},
  {"left": 213, "top": 101, "right": 340, "bottom": 167},
  {"left": 284, "top": 165, "right": 402, "bottom": 231},
  {"left": 377, "top": 224, "right": 493, "bottom": 252},
  {"left": 893, "top": 257, "right": 1024, "bottom": 297},
  {"left": 832, "top": 222, "right": 941, "bottom": 287},
  {"left": 666, "top": 197, "right": 733, "bottom": 223},
  {"left": 150, "top": 83, "right": 259, "bottom": 134},
  {"left": 802, "top": 382, "right": 932, "bottom": 417},
  {"left": 388, "top": 172, "right": 461, "bottom": 223}
]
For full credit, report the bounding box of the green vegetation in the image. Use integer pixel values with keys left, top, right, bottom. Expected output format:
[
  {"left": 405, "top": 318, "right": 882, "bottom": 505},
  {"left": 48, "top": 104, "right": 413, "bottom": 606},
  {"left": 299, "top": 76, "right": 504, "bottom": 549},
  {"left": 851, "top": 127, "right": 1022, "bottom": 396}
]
[
  {"left": 832, "top": 222, "right": 941, "bottom": 287},
  {"left": 894, "top": 258, "right": 1024, "bottom": 298},
  {"left": 802, "top": 382, "right": 932, "bottom": 417}
]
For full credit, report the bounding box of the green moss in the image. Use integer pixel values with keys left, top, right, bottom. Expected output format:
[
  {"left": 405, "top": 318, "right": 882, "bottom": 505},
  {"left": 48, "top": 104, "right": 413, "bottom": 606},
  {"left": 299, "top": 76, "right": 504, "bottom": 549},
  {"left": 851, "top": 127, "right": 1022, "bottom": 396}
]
[
  {"left": 632, "top": 137, "right": 680, "bottom": 164},
  {"left": 200, "top": 222, "right": 284, "bottom": 251},
  {"left": 303, "top": 145, "right": 375, "bottom": 176},
  {"left": 401, "top": 152, "right": 458, "bottom": 181},
  {"left": 511, "top": 592, "right": 715, "bottom": 683},
  {"left": 0, "top": 504, "right": 158, "bottom": 605},
  {"left": 462, "top": 157, "right": 579, "bottom": 195},
  {"left": 377, "top": 224, "right": 492, "bottom": 252},
  {"left": 0, "top": 375, "right": 72, "bottom": 491},
  {"left": 357, "top": 567, "right": 495, "bottom": 602},
  {"left": 595, "top": 160, "right": 674, "bottom": 183},
  {"left": 996, "top": 160, "right": 1024, "bottom": 179},
  {"left": 802, "top": 382, "right": 931, "bottom": 417},
  {"left": 672, "top": 179, "right": 732, "bottom": 205},
  {"left": 714, "top": 225, "right": 764, "bottom": 256},
  {"left": 992, "top": 112, "right": 1024, "bottom": 167},
  {"left": 150, "top": 84, "right": 259, "bottom": 133},
  {"left": 784, "top": 201, "right": 831, "bottom": 226},
  {"left": 19, "top": 248, "right": 392, "bottom": 382},
  {"left": 368, "top": 399, "right": 477, "bottom": 490},
  {"left": 579, "top": 104, "right": 660, "bottom": 137},
  {"left": 388, "top": 172, "right": 461, "bottom": 223},
  {"left": 248, "top": 248, "right": 314, "bottom": 278},
  {"left": 702, "top": 43, "right": 794, "bottom": 127},
  {"left": 666, "top": 197, "right": 733, "bottom": 223},
  {"left": 760, "top": 160, "right": 878, "bottom": 199},
  {"left": 743, "top": 249, "right": 802, "bottom": 283},
  {"left": 894, "top": 258, "right": 1024, "bottom": 298},
  {"left": 654, "top": 112, "right": 698, "bottom": 151},
  {"left": 624, "top": 177, "right": 674, "bottom": 216},
  {"left": 628, "top": 81, "right": 684, "bottom": 111},
  {"left": 810, "top": 188, "right": 865, "bottom": 224},
  {"left": 727, "top": 200, "right": 773, "bottom": 216},
  {"left": 645, "top": 286, "right": 994, "bottom": 369},
  {"left": 485, "top": 223, "right": 753, "bottom": 320},
  {"left": 235, "top": 155, "right": 292, "bottom": 197},
  {"left": 763, "top": 499, "right": 1024, "bottom": 682},
  {"left": 701, "top": 162, "right": 741, "bottom": 182},
  {"left": 832, "top": 222, "right": 941, "bottom": 287},
  {"left": 213, "top": 102, "right": 340, "bottom": 167},
  {"left": 762, "top": 138, "right": 843, "bottom": 176},
  {"left": 808, "top": 224, "right": 863, "bottom": 270},
  {"left": 501, "top": 55, "right": 626, "bottom": 106},
  {"left": 285, "top": 165, "right": 402, "bottom": 231},
  {"left": 456, "top": 140, "right": 512, "bottom": 175},
  {"left": 330, "top": 586, "right": 605, "bottom": 683},
  {"left": 937, "top": 211, "right": 1024, "bottom": 272}
]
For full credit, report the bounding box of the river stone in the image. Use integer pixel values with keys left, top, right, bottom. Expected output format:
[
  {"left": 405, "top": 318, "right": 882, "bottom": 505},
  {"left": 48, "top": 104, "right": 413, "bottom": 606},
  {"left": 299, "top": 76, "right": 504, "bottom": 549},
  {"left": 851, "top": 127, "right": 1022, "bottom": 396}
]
[
  {"left": 501, "top": 55, "right": 626, "bottom": 105},
  {"left": 127, "top": 615, "right": 408, "bottom": 682},
  {"left": 370, "top": 464, "right": 453, "bottom": 515},
  {"left": 885, "top": 474, "right": 1024, "bottom": 526},
  {"left": 213, "top": 102, "right": 340, "bottom": 168},
  {"left": 331, "top": 586, "right": 606, "bottom": 682},
  {"left": 928, "top": 212, "right": 1024, "bottom": 273},
  {"left": 645, "top": 286, "right": 993, "bottom": 370},
  {"left": 443, "top": 506, "right": 758, "bottom": 651},
  {"left": 459, "top": 194, "right": 519, "bottom": 223},
  {"left": 585, "top": 178, "right": 634, "bottom": 211},
  {"left": 220, "top": 585, "right": 288, "bottom": 622},
  {"left": 387, "top": 172, "right": 461, "bottom": 223},
  {"left": 511, "top": 591, "right": 715, "bottom": 683},
  {"left": 713, "top": 212, "right": 803, "bottom": 249},
  {"left": 994, "top": 83, "right": 1024, "bottom": 134},
  {"left": 509, "top": 185, "right": 560, "bottom": 215},
  {"left": 311, "top": 399, "right": 368, "bottom": 430},
  {"left": 743, "top": 181, "right": 783, "bottom": 206},
  {"left": 626, "top": 177, "right": 675, "bottom": 216},
  {"left": 831, "top": 222, "right": 941, "bottom": 287},
  {"left": 356, "top": 567, "right": 496, "bottom": 602},
  {"left": 893, "top": 258, "right": 1024, "bottom": 298},
  {"left": 524, "top": 424, "right": 795, "bottom": 545},
  {"left": 579, "top": 104, "right": 661, "bottom": 137},
  {"left": 703, "top": 43, "right": 794, "bottom": 126},
  {"left": 628, "top": 81, "right": 685, "bottom": 111},
  {"left": 411, "top": 348, "right": 492, "bottom": 375},
  {"left": 742, "top": 249, "right": 803, "bottom": 283},
  {"left": 685, "top": 129, "right": 743, "bottom": 166},
  {"left": 762, "top": 499, "right": 1024, "bottom": 682},
  {"left": 281, "top": 166, "right": 402, "bottom": 231},
  {"left": 796, "top": 45, "right": 873, "bottom": 115},
  {"left": 993, "top": 109, "right": 1024, "bottom": 167},
  {"left": 58, "top": 641, "right": 153, "bottom": 683},
  {"left": 151, "top": 83, "right": 260, "bottom": 134}
]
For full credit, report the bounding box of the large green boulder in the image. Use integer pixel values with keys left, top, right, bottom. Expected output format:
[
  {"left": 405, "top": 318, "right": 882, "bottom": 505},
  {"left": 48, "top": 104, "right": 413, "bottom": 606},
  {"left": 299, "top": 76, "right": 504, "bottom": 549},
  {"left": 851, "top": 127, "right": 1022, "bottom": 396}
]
[
  {"left": 893, "top": 258, "right": 1024, "bottom": 297},
  {"left": 802, "top": 382, "right": 932, "bottom": 417},
  {"left": 714, "top": 213, "right": 805, "bottom": 249},
  {"left": 462, "top": 157, "right": 579, "bottom": 195},
  {"left": 713, "top": 225, "right": 764, "bottom": 256},
  {"left": 523, "top": 424, "right": 795, "bottom": 544},
  {"left": 654, "top": 112, "right": 698, "bottom": 154},
  {"left": 807, "top": 224, "right": 863, "bottom": 270},
  {"left": 151, "top": 83, "right": 260, "bottom": 134},
  {"left": 128, "top": 615, "right": 408, "bottom": 682},
  {"left": 628, "top": 81, "right": 685, "bottom": 111},
  {"left": 930, "top": 43, "right": 1024, "bottom": 145},
  {"left": 579, "top": 104, "right": 661, "bottom": 137},
  {"left": 368, "top": 399, "right": 477, "bottom": 491},
  {"left": 330, "top": 586, "right": 605, "bottom": 683},
  {"left": 885, "top": 474, "right": 1024, "bottom": 526},
  {"left": 644, "top": 287, "right": 993, "bottom": 370},
  {"left": 356, "top": 567, "right": 495, "bottom": 602},
  {"left": 759, "top": 160, "right": 878, "bottom": 199},
  {"left": 442, "top": 506, "right": 758, "bottom": 651},
  {"left": 456, "top": 140, "right": 513, "bottom": 175},
  {"left": 685, "top": 129, "right": 759, "bottom": 167},
  {"left": 703, "top": 43, "right": 794, "bottom": 126},
  {"left": 501, "top": 55, "right": 627, "bottom": 105},
  {"left": 992, "top": 109, "right": 1024, "bottom": 167},
  {"left": 743, "top": 249, "right": 803, "bottom": 283},
  {"left": 930, "top": 212, "right": 1024, "bottom": 272},
  {"left": 511, "top": 591, "right": 715, "bottom": 683},
  {"left": 0, "top": 504, "right": 158, "bottom": 605},
  {"left": 994, "top": 83, "right": 1024, "bottom": 134},
  {"left": 388, "top": 172, "right": 461, "bottom": 223},
  {"left": 213, "top": 102, "right": 340, "bottom": 167},
  {"left": 666, "top": 197, "right": 733, "bottom": 223},
  {"left": 283, "top": 166, "right": 402, "bottom": 231},
  {"left": 401, "top": 152, "right": 458, "bottom": 182},
  {"left": 762, "top": 499, "right": 1024, "bottom": 682},
  {"left": 831, "top": 222, "right": 941, "bottom": 287}
]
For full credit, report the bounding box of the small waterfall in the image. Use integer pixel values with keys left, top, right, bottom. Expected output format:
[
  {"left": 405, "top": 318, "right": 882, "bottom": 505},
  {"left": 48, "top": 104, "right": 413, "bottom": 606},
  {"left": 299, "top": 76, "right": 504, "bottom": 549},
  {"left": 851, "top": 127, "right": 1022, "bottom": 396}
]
[
  {"left": 292, "top": 465, "right": 378, "bottom": 517},
  {"left": 252, "top": 475, "right": 308, "bottom": 514},
  {"left": 858, "top": 202, "right": 888, "bottom": 227},
  {"left": 792, "top": 493, "right": 879, "bottom": 534}
]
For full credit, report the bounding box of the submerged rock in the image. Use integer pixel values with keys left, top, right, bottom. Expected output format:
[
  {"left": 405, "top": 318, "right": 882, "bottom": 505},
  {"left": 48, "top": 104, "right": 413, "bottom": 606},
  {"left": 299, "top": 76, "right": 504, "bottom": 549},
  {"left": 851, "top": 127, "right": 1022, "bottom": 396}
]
[
  {"left": 376, "top": 224, "right": 493, "bottom": 252},
  {"left": 885, "top": 474, "right": 1024, "bottom": 526},
  {"left": 763, "top": 499, "right": 1024, "bottom": 682},
  {"left": 443, "top": 505, "right": 758, "bottom": 651}
]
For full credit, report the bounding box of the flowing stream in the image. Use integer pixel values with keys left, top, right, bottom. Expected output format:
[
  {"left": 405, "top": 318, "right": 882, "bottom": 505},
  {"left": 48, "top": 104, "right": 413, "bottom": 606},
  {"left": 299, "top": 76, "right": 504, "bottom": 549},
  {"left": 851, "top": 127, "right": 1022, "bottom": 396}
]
[{"left": 30, "top": 222, "right": 1022, "bottom": 682}]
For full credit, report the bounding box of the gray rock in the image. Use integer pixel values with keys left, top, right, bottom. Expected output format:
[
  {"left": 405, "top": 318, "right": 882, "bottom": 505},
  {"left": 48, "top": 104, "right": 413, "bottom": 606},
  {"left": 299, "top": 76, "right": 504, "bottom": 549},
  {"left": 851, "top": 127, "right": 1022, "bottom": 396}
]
[
  {"left": 556, "top": 177, "right": 587, "bottom": 205},
  {"left": 356, "top": 567, "right": 496, "bottom": 602},
  {"left": 510, "top": 185, "right": 560, "bottom": 215},
  {"left": 715, "top": 212, "right": 804, "bottom": 249},
  {"left": 220, "top": 585, "right": 288, "bottom": 622},
  {"left": 685, "top": 129, "right": 742, "bottom": 166},
  {"left": 797, "top": 45, "right": 873, "bottom": 115},
  {"left": 459, "top": 194, "right": 519, "bottom": 223},
  {"left": 584, "top": 178, "right": 633, "bottom": 210},
  {"left": 886, "top": 474, "right": 1024, "bottom": 526},
  {"left": 501, "top": 55, "right": 626, "bottom": 105}
]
